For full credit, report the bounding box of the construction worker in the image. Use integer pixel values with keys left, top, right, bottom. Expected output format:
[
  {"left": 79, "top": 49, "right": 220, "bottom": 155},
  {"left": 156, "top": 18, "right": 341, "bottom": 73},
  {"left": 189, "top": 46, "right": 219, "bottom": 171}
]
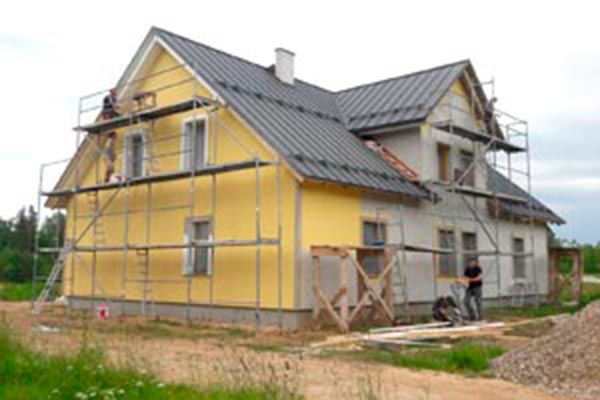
[
  {"left": 484, "top": 96, "right": 498, "bottom": 135},
  {"left": 462, "top": 259, "right": 483, "bottom": 321},
  {"left": 103, "top": 132, "right": 117, "bottom": 183},
  {"left": 101, "top": 88, "right": 120, "bottom": 120}
]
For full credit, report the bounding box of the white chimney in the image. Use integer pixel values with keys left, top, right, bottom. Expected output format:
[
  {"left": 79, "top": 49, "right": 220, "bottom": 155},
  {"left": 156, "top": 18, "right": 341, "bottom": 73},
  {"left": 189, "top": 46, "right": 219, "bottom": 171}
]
[{"left": 275, "top": 48, "right": 295, "bottom": 85}]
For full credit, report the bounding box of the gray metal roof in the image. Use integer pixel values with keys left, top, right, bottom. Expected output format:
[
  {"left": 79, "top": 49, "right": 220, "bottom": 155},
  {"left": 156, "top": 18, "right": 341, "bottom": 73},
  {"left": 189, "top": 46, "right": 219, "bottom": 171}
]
[
  {"left": 149, "top": 28, "right": 562, "bottom": 222},
  {"left": 487, "top": 167, "right": 564, "bottom": 224},
  {"left": 335, "top": 61, "right": 469, "bottom": 132},
  {"left": 156, "top": 28, "right": 429, "bottom": 198}
]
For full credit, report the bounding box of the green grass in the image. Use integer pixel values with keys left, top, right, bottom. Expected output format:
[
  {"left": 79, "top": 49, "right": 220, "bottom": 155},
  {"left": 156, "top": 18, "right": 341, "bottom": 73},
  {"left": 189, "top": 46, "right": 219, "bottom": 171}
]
[
  {"left": 326, "top": 341, "right": 504, "bottom": 375},
  {"left": 488, "top": 282, "right": 600, "bottom": 320},
  {"left": 0, "top": 322, "right": 299, "bottom": 399},
  {"left": 109, "top": 319, "right": 255, "bottom": 341},
  {"left": 242, "top": 343, "right": 287, "bottom": 353},
  {"left": 0, "top": 282, "right": 44, "bottom": 301}
]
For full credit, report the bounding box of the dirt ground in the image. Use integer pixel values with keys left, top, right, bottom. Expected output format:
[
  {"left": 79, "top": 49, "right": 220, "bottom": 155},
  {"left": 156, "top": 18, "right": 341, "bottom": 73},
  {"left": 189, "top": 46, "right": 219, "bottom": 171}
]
[{"left": 0, "top": 302, "right": 567, "bottom": 400}]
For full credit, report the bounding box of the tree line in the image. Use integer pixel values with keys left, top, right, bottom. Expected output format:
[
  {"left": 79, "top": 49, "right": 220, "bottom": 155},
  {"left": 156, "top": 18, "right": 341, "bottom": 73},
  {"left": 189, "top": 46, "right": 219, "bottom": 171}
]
[{"left": 0, "top": 206, "right": 65, "bottom": 283}]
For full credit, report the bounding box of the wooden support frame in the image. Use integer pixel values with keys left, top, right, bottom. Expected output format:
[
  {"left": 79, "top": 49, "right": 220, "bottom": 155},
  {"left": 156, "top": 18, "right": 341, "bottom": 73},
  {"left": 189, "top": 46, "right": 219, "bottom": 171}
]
[
  {"left": 549, "top": 246, "right": 583, "bottom": 303},
  {"left": 310, "top": 245, "right": 397, "bottom": 332}
]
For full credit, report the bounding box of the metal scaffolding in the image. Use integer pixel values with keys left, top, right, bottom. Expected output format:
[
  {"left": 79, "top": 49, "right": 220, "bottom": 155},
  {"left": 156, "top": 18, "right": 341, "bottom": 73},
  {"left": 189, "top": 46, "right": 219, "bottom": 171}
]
[
  {"left": 33, "top": 62, "right": 283, "bottom": 330},
  {"left": 364, "top": 76, "right": 540, "bottom": 321}
]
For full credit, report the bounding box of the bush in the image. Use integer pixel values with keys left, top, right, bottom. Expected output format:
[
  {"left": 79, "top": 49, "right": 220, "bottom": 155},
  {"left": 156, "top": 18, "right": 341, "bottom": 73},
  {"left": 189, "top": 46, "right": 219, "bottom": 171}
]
[{"left": 0, "top": 282, "right": 45, "bottom": 301}]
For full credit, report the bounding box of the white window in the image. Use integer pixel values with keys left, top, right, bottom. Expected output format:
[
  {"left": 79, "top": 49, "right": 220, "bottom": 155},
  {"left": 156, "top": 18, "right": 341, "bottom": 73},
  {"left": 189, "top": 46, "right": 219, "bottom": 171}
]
[
  {"left": 183, "top": 218, "right": 212, "bottom": 276},
  {"left": 462, "top": 231, "right": 478, "bottom": 265},
  {"left": 438, "top": 228, "right": 457, "bottom": 277},
  {"left": 362, "top": 220, "right": 386, "bottom": 275},
  {"left": 513, "top": 237, "right": 526, "bottom": 279},
  {"left": 181, "top": 117, "right": 208, "bottom": 171},
  {"left": 124, "top": 130, "right": 146, "bottom": 178}
]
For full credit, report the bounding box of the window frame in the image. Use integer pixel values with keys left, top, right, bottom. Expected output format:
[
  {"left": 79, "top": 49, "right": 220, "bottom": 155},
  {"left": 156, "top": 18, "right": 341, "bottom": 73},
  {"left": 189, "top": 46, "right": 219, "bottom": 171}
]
[
  {"left": 360, "top": 217, "right": 387, "bottom": 275},
  {"left": 512, "top": 236, "right": 526, "bottom": 280},
  {"left": 437, "top": 227, "right": 458, "bottom": 278},
  {"left": 180, "top": 115, "right": 209, "bottom": 171},
  {"left": 123, "top": 129, "right": 147, "bottom": 178},
  {"left": 457, "top": 150, "right": 476, "bottom": 187},
  {"left": 183, "top": 216, "right": 213, "bottom": 277},
  {"left": 437, "top": 142, "right": 451, "bottom": 183},
  {"left": 460, "top": 231, "right": 479, "bottom": 266}
]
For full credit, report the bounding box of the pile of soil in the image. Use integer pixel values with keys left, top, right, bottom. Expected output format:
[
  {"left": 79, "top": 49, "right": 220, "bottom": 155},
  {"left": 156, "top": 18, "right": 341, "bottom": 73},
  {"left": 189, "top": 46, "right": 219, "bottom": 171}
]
[{"left": 493, "top": 301, "right": 600, "bottom": 400}]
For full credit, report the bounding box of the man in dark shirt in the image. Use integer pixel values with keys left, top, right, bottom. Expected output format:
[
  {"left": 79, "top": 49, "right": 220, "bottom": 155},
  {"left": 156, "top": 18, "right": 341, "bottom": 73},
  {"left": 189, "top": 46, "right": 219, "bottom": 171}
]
[{"left": 463, "top": 259, "right": 483, "bottom": 321}]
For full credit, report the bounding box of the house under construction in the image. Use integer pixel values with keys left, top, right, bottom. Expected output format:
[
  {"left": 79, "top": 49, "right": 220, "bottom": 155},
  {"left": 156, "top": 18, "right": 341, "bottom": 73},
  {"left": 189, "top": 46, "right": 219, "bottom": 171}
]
[{"left": 34, "top": 27, "right": 564, "bottom": 330}]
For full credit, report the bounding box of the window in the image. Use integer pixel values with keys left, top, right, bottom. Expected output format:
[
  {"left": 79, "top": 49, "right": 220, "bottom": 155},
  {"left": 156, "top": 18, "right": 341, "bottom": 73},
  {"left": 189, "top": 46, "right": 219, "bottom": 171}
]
[
  {"left": 124, "top": 131, "right": 145, "bottom": 178},
  {"left": 438, "top": 228, "right": 457, "bottom": 277},
  {"left": 437, "top": 143, "right": 450, "bottom": 182},
  {"left": 456, "top": 151, "right": 475, "bottom": 186},
  {"left": 362, "top": 220, "right": 386, "bottom": 275},
  {"left": 513, "top": 237, "right": 526, "bottom": 279},
  {"left": 183, "top": 218, "right": 212, "bottom": 276},
  {"left": 182, "top": 118, "right": 207, "bottom": 170},
  {"left": 462, "top": 232, "right": 478, "bottom": 265}
]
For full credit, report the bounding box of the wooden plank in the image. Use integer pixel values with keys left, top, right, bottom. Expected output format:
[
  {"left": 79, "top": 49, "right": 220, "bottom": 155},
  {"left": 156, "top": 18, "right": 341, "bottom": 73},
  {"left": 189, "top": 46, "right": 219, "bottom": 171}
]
[
  {"left": 364, "top": 322, "right": 506, "bottom": 341},
  {"left": 363, "top": 338, "right": 450, "bottom": 349},
  {"left": 340, "top": 254, "right": 349, "bottom": 322},
  {"left": 316, "top": 289, "right": 349, "bottom": 332},
  {"left": 369, "top": 322, "right": 452, "bottom": 334},
  {"left": 348, "top": 292, "right": 370, "bottom": 324},
  {"left": 312, "top": 255, "right": 321, "bottom": 322},
  {"left": 310, "top": 246, "right": 348, "bottom": 258},
  {"left": 572, "top": 250, "right": 583, "bottom": 301},
  {"left": 384, "top": 250, "right": 394, "bottom": 312},
  {"left": 329, "top": 287, "right": 348, "bottom": 307},
  {"left": 350, "top": 256, "right": 395, "bottom": 322}
]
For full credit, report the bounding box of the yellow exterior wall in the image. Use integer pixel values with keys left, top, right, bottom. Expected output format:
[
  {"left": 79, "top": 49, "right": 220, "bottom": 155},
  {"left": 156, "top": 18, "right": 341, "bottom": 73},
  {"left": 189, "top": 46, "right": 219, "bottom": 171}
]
[
  {"left": 63, "top": 47, "right": 297, "bottom": 310},
  {"left": 450, "top": 80, "right": 484, "bottom": 130},
  {"left": 301, "top": 182, "right": 362, "bottom": 247}
]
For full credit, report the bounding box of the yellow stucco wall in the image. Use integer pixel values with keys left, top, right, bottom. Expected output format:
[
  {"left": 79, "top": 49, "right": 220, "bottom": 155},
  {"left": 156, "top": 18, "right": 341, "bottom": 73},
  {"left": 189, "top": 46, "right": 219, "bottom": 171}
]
[
  {"left": 63, "top": 47, "right": 297, "bottom": 309},
  {"left": 301, "top": 182, "right": 362, "bottom": 247}
]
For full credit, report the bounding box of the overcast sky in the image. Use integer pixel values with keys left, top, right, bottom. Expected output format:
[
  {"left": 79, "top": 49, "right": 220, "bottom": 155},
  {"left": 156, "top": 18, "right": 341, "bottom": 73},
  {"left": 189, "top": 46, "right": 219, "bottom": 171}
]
[{"left": 0, "top": 0, "right": 598, "bottom": 243}]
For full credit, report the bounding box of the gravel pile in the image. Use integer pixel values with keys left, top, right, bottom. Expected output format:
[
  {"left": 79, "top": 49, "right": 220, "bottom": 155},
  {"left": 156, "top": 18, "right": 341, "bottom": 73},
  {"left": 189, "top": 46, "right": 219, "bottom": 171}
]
[{"left": 493, "top": 301, "right": 600, "bottom": 400}]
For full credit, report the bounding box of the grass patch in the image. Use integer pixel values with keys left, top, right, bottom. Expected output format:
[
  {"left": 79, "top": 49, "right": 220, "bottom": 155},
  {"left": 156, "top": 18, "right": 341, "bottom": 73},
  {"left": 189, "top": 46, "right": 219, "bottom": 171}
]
[
  {"left": 489, "top": 282, "right": 600, "bottom": 320},
  {"left": 242, "top": 343, "right": 287, "bottom": 353},
  {"left": 0, "top": 322, "right": 299, "bottom": 399},
  {"left": 326, "top": 341, "right": 504, "bottom": 375},
  {"left": 126, "top": 320, "right": 254, "bottom": 341},
  {"left": 0, "top": 282, "right": 45, "bottom": 301},
  {"left": 505, "top": 318, "right": 556, "bottom": 338}
]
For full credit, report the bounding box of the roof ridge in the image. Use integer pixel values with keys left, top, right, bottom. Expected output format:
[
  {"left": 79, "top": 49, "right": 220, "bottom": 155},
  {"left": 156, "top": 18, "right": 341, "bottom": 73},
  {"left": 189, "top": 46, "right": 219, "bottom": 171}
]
[
  {"left": 335, "top": 59, "right": 471, "bottom": 94},
  {"left": 153, "top": 26, "right": 269, "bottom": 70},
  {"left": 153, "top": 26, "right": 336, "bottom": 94}
]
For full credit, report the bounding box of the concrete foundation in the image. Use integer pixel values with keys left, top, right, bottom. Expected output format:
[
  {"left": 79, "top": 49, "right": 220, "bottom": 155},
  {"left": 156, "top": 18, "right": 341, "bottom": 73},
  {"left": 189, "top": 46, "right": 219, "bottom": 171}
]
[{"left": 68, "top": 294, "right": 547, "bottom": 330}]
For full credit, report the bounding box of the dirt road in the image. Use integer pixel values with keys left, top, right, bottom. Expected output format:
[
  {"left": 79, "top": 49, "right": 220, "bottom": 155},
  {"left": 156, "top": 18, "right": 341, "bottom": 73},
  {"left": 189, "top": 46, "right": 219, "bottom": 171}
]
[{"left": 0, "top": 302, "right": 566, "bottom": 400}]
